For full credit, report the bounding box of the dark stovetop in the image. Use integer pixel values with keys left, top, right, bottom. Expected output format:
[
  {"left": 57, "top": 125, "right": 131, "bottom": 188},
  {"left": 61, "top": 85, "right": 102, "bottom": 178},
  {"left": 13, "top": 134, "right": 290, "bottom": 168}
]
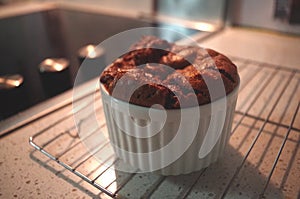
[{"left": 0, "top": 8, "right": 200, "bottom": 120}]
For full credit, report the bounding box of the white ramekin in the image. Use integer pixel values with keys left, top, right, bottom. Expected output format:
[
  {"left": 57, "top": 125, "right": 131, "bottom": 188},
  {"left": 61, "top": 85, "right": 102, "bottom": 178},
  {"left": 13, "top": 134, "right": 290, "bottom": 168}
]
[{"left": 100, "top": 84, "right": 239, "bottom": 175}]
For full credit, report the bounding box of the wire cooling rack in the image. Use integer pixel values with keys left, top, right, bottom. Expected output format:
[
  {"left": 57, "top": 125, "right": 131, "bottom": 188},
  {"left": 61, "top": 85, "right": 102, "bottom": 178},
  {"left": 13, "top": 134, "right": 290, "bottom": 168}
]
[{"left": 29, "top": 56, "right": 300, "bottom": 199}]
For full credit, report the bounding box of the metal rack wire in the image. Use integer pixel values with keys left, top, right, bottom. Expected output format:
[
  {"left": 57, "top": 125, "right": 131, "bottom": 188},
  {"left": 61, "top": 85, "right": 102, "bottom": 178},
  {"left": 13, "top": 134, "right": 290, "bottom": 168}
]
[{"left": 29, "top": 57, "right": 300, "bottom": 199}]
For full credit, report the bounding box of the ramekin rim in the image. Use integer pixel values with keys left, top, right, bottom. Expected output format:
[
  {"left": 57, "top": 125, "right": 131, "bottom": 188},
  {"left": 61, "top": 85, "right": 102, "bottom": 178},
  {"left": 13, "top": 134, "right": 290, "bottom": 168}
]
[{"left": 100, "top": 81, "right": 239, "bottom": 112}]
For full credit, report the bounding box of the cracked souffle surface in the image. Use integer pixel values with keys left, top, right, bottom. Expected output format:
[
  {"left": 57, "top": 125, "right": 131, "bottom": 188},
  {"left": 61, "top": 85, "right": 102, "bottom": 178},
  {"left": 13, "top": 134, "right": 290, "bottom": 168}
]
[{"left": 100, "top": 36, "right": 239, "bottom": 108}]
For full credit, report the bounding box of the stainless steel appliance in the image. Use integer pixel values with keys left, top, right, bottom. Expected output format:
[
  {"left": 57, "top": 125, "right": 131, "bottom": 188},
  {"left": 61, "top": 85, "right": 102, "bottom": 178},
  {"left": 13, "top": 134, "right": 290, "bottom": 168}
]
[{"left": 0, "top": 7, "right": 200, "bottom": 120}]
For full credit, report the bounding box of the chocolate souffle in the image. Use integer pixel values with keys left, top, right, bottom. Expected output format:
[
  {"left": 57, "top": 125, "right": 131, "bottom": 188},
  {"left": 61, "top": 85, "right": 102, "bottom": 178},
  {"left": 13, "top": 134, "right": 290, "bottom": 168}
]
[{"left": 100, "top": 36, "right": 239, "bottom": 108}]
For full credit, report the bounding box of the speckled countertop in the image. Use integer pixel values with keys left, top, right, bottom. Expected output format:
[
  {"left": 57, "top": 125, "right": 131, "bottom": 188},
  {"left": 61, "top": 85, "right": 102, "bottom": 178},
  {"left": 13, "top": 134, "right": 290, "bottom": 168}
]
[
  {"left": 1, "top": 23, "right": 300, "bottom": 199},
  {"left": 200, "top": 27, "right": 300, "bottom": 70}
]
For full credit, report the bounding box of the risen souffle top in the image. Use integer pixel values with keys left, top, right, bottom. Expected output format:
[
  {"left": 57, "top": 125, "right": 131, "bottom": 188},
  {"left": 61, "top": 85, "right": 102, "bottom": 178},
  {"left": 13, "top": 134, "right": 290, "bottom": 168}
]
[{"left": 100, "top": 36, "right": 239, "bottom": 108}]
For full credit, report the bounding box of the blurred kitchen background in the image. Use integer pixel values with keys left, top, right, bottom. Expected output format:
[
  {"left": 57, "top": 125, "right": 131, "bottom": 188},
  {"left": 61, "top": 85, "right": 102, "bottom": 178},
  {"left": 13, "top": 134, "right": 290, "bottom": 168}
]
[{"left": 0, "top": 0, "right": 299, "bottom": 120}]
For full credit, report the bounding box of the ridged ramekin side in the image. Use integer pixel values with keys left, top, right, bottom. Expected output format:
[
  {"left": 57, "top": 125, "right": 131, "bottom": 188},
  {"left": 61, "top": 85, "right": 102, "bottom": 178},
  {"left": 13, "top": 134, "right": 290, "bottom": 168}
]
[{"left": 101, "top": 85, "right": 239, "bottom": 175}]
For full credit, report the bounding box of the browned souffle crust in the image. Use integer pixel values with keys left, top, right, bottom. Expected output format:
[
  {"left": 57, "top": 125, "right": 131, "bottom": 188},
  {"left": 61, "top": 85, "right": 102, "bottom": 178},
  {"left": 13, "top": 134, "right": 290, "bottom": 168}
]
[{"left": 100, "top": 36, "right": 239, "bottom": 109}]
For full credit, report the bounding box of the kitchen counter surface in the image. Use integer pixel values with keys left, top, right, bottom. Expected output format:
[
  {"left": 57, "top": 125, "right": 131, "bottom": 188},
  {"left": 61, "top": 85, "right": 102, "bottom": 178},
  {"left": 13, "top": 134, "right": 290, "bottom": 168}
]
[
  {"left": 0, "top": 27, "right": 299, "bottom": 199},
  {"left": 199, "top": 27, "right": 300, "bottom": 70}
]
